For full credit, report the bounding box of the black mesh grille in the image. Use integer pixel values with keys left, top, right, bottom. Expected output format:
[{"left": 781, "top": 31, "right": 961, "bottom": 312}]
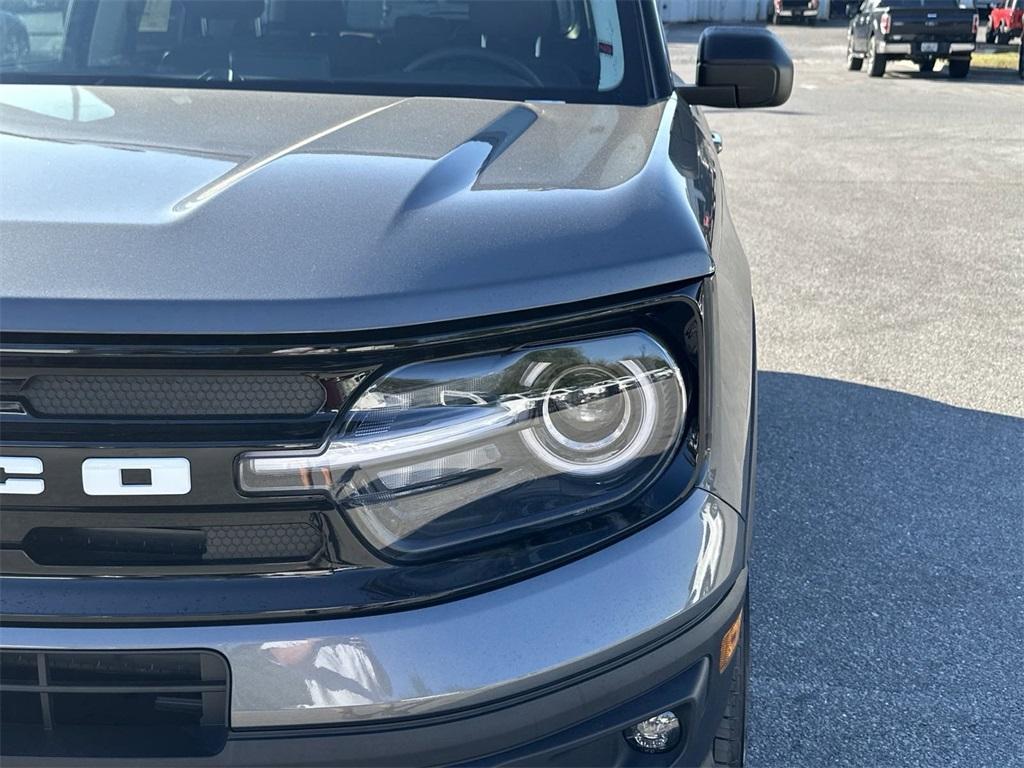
[
  {"left": 205, "top": 522, "right": 324, "bottom": 560},
  {"left": 20, "top": 521, "right": 326, "bottom": 569},
  {"left": 23, "top": 374, "right": 326, "bottom": 418},
  {"left": 0, "top": 650, "right": 228, "bottom": 758}
]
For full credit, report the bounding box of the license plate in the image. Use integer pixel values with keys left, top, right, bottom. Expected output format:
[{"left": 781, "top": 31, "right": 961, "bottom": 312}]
[{"left": 921, "top": 42, "right": 939, "bottom": 52}]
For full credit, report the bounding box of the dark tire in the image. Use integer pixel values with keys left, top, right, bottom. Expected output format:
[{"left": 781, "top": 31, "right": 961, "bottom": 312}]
[
  {"left": 948, "top": 57, "right": 971, "bottom": 78},
  {"left": 866, "top": 36, "right": 886, "bottom": 77},
  {"left": 712, "top": 598, "right": 750, "bottom": 768},
  {"left": 985, "top": 26, "right": 996, "bottom": 44},
  {"left": 847, "top": 35, "right": 864, "bottom": 70},
  {"left": 917, "top": 58, "right": 936, "bottom": 72},
  {"left": 806, "top": 16, "right": 817, "bottom": 26},
  {"left": 997, "top": 27, "right": 1011, "bottom": 45}
]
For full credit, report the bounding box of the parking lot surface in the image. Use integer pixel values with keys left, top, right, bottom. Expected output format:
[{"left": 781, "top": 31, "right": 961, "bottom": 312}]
[{"left": 668, "top": 20, "right": 1023, "bottom": 768}]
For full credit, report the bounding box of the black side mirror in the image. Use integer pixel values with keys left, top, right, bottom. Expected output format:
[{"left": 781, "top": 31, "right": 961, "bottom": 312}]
[
  {"left": 675, "top": 27, "right": 793, "bottom": 109},
  {"left": 847, "top": 2, "right": 858, "bottom": 18}
]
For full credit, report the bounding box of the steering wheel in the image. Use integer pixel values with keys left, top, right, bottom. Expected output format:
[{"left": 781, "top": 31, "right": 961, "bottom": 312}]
[{"left": 403, "top": 48, "right": 544, "bottom": 88}]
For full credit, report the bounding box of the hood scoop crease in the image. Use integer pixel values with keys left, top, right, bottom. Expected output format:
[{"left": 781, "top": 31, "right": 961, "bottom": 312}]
[{"left": 400, "top": 105, "right": 538, "bottom": 214}]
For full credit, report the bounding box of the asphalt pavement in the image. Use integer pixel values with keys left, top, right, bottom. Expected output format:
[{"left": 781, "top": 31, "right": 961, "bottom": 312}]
[{"left": 667, "top": 20, "right": 1023, "bottom": 768}]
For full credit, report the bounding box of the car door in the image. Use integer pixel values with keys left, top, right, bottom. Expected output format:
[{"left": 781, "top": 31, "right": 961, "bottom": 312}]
[{"left": 852, "top": 0, "right": 876, "bottom": 51}]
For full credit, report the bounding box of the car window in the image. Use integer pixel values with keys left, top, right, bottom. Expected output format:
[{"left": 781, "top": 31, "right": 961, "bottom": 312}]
[
  {"left": 0, "top": 0, "right": 70, "bottom": 67},
  {"left": 0, "top": 0, "right": 648, "bottom": 105}
]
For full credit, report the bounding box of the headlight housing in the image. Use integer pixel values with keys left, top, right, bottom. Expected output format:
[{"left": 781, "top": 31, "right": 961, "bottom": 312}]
[{"left": 239, "top": 332, "right": 687, "bottom": 559}]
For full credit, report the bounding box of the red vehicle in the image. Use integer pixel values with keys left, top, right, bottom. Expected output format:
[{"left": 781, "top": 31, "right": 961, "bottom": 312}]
[{"left": 987, "top": 0, "right": 1023, "bottom": 44}]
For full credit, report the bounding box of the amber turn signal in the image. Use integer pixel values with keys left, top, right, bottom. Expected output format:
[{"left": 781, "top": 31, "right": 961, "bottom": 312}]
[{"left": 719, "top": 609, "right": 743, "bottom": 673}]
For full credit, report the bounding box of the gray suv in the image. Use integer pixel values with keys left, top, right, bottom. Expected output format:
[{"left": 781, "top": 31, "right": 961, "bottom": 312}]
[{"left": 0, "top": 1, "right": 791, "bottom": 765}]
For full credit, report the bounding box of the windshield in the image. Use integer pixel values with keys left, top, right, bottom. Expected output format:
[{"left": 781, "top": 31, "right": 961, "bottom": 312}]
[{"left": 0, "top": 0, "right": 647, "bottom": 104}]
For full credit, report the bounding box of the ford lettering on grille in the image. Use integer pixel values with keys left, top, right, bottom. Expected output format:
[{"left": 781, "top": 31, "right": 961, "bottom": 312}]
[{"left": 0, "top": 456, "right": 191, "bottom": 496}]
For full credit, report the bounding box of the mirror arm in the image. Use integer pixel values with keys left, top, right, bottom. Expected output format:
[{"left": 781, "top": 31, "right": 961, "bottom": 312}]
[{"left": 675, "top": 85, "right": 740, "bottom": 108}]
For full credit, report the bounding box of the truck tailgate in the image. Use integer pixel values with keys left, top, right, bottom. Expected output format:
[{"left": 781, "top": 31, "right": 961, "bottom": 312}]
[{"left": 889, "top": 8, "right": 974, "bottom": 39}]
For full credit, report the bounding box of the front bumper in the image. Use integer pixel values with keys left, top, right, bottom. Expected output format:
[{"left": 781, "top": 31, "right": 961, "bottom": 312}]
[
  {"left": 2, "top": 490, "right": 746, "bottom": 765},
  {"left": 6, "top": 576, "right": 746, "bottom": 767},
  {"left": 775, "top": 8, "right": 818, "bottom": 17}
]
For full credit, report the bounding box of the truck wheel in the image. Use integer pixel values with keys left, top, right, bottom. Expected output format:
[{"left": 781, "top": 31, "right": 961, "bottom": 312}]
[
  {"left": 948, "top": 57, "right": 971, "bottom": 78},
  {"left": 997, "top": 26, "right": 1010, "bottom": 45},
  {"left": 866, "top": 37, "right": 886, "bottom": 77},
  {"left": 917, "top": 58, "right": 936, "bottom": 72},
  {"left": 712, "top": 597, "right": 749, "bottom": 767},
  {"left": 847, "top": 36, "right": 864, "bottom": 70},
  {"left": 985, "top": 26, "right": 996, "bottom": 44}
]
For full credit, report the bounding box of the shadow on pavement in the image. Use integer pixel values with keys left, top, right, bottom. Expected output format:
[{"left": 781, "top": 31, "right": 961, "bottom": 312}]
[
  {"left": 749, "top": 372, "right": 1023, "bottom": 767},
  {"left": 884, "top": 68, "right": 1023, "bottom": 85}
]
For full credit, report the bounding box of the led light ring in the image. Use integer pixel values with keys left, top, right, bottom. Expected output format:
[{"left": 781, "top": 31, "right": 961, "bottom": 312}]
[
  {"left": 521, "top": 359, "right": 664, "bottom": 477},
  {"left": 540, "top": 366, "right": 634, "bottom": 453}
]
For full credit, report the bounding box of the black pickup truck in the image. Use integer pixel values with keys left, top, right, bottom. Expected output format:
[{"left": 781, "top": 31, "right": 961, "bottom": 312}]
[{"left": 846, "top": 0, "right": 979, "bottom": 78}]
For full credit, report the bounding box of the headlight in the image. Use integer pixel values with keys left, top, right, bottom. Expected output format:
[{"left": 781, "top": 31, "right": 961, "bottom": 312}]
[{"left": 238, "top": 332, "right": 686, "bottom": 559}]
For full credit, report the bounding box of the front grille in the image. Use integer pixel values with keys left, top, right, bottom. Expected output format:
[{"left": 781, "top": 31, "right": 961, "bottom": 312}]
[
  {"left": 0, "top": 650, "right": 228, "bottom": 758},
  {"left": 19, "top": 519, "right": 326, "bottom": 569},
  {"left": 0, "top": 355, "right": 359, "bottom": 577},
  {"left": 19, "top": 373, "right": 326, "bottom": 418},
  {"left": 1, "top": 506, "right": 333, "bottom": 575}
]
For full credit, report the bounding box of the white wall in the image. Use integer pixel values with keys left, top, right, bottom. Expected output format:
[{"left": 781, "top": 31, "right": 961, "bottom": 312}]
[
  {"left": 660, "top": 0, "right": 832, "bottom": 22},
  {"left": 659, "top": 0, "right": 764, "bottom": 22}
]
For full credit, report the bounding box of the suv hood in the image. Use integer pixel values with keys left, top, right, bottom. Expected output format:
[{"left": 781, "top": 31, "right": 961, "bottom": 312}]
[{"left": 0, "top": 85, "right": 712, "bottom": 335}]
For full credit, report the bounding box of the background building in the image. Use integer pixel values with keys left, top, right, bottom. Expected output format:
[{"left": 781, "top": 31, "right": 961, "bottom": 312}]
[{"left": 659, "top": 0, "right": 835, "bottom": 22}]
